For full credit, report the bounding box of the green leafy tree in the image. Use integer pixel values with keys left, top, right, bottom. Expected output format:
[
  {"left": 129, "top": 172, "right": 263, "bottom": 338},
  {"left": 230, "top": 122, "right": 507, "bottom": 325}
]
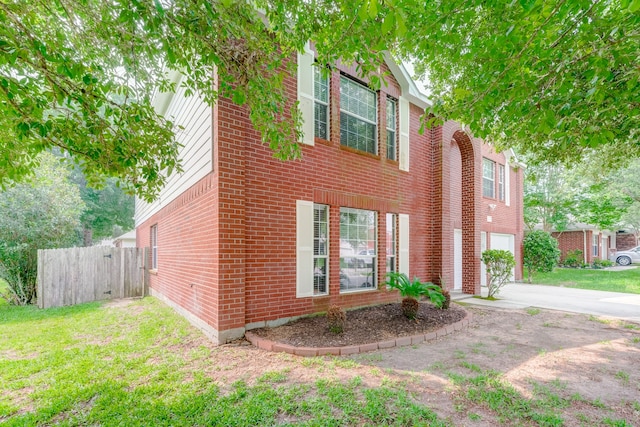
[
  {"left": 0, "top": 153, "right": 84, "bottom": 305},
  {"left": 480, "top": 250, "right": 516, "bottom": 298},
  {"left": 72, "top": 174, "right": 135, "bottom": 243},
  {"left": 2, "top": 1, "right": 639, "bottom": 200},
  {"left": 523, "top": 231, "right": 561, "bottom": 284}
]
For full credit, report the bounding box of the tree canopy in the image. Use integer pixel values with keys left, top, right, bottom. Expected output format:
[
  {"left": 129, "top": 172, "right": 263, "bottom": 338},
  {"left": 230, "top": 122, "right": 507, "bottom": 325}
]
[{"left": 2, "top": 0, "right": 639, "bottom": 200}]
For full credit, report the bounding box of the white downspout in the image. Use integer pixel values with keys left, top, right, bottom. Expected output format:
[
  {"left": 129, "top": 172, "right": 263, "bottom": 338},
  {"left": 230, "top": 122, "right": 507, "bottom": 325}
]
[{"left": 583, "top": 230, "right": 588, "bottom": 264}]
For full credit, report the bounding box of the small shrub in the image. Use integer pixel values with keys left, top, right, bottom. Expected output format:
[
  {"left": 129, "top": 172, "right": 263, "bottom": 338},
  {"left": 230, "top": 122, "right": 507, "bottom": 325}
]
[
  {"left": 481, "top": 249, "right": 515, "bottom": 298},
  {"left": 561, "top": 249, "right": 583, "bottom": 268},
  {"left": 523, "top": 231, "right": 560, "bottom": 283},
  {"left": 326, "top": 305, "right": 346, "bottom": 334},
  {"left": 386, "top": 272, "right": 445, "bottom": 319},
  {"left": 438, "top": 276, "right": 450, "bottom": 310},
  {"left": 592, "top": 258, "right": 614, "bottom": 269}
]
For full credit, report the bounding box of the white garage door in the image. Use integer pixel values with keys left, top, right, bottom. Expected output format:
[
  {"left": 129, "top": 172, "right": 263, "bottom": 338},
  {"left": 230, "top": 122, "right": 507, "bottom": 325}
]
[{"left": 490, "top": 233, "right": 515, "bottom": 281}]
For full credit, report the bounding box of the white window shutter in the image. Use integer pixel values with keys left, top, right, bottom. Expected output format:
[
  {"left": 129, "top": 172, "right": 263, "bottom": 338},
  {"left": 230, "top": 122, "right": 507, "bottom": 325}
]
[
  {"left": 398, "top": 214, "right": 410, "bottom": 276},
  {"left": 297, "top": 43, "right": 315, "bottom": 146},
  {"left": 296, "top": 200, "right": 314, "bottom": 297},
  {"left": 399, "top": 97, "right": 410, "bottom": 171}
]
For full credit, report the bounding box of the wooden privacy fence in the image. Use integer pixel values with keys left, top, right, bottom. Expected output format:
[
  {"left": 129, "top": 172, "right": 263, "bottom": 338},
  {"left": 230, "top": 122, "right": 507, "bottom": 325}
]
[{"left": 37, "top": 246, "right": 148, "bottom": 309}]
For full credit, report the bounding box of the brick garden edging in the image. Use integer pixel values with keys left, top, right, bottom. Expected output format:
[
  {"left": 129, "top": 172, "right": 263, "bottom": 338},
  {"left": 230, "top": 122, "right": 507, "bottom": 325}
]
[{"left": 244, "top": 311, "right": 473, "bottom": 357}]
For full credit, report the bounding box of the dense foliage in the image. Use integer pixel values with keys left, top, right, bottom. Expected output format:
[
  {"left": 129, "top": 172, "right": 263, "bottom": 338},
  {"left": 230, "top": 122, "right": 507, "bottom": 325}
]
[
  {"left": 386, "top": 272, "right": 445, "bottom": 318},
  {"left": 480, "top": 250, "right": 516, "bottom": 298},
  {"left": 0, "top": 153, "right": 84, "bottom": 304},
  {"left": 1, "top": 1, "right": 639, "bottom": 200},
  {"left": 523, "top": 231, "right": 561, "bottom": 284}
]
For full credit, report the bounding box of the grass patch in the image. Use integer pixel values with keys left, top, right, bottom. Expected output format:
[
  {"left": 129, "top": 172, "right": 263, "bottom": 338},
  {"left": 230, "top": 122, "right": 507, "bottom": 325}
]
[
  {"left": 526, "top": 308, "right": 541, "bottom": 315},
  {"left": 533, "top": 267, "right": 640, "bottom": 294},
  {"left": 450, "top": 370, "right": 569, "bottom": 425},
  {"left": 0, "top": 297, "right": 450, "bottom": 426}
]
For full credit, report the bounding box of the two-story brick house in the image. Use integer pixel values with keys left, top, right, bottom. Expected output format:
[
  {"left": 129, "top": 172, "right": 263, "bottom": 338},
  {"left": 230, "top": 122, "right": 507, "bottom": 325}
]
[{"left": 135, "top": 47, "right": 524, "bottom": 344}]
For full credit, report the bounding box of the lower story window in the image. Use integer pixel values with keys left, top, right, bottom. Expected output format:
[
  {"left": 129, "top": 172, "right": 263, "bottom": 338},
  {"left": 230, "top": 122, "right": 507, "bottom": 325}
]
[
  {"left": 386, "top": 213, "right": 397, "bottom": 273},
  {"left": 313, "top": 204, "right": 328, "bottom": 295},
  {"left": 339, "top": 207, "right": 377, "bottom": 292},
  {"left": 150, "top": 224, "right": 158, "bottom": 269}
]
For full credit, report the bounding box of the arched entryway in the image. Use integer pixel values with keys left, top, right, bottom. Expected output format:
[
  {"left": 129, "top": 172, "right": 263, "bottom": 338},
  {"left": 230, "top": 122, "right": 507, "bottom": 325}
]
[{"left": 435, "top": 124, "right": 481, "bottom": 295}]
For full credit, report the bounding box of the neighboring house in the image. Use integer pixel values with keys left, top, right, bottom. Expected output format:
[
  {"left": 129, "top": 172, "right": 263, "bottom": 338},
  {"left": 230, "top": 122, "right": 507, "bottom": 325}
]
[
  {"left": 615, "top": 229, "right": 638, "bottom": 252},
  {"left": 135, "top": 47, "right": 525, "bottom": 344},
  {"left": 552, "top": 224, "right": 615, "bottom": 264},
  {"left": 113, "top": 230, "right": 137, "bottom": 248}
]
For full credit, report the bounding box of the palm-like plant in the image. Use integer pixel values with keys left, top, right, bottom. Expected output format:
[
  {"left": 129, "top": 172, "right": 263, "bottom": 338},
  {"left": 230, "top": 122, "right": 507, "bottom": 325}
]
[{"left": 385, "top": 272, "right": 445, "bottom": 319}]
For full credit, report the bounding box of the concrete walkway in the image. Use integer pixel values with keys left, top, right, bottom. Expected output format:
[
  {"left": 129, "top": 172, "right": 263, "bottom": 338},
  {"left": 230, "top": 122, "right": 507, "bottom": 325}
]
[{"left": 453, "top": 283, "right": 640, "bottom": 323}]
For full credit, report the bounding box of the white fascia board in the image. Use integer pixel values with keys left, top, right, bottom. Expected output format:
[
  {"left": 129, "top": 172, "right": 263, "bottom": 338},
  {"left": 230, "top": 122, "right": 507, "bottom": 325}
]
[{"left": 383, "top": 52, "right": 431, "bottom": 109}]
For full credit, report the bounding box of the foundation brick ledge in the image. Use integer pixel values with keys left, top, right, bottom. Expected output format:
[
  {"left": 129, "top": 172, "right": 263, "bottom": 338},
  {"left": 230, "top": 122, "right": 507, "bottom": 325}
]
[{"left": 244, "top": 311, "right": 473, "bottom": 357}]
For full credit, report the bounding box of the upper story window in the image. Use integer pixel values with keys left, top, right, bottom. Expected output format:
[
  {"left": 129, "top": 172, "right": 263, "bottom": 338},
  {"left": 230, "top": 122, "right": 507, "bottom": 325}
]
[
  {"left": 498, "top": 164, "right": 505, "bottom": 201},
  {"left": 340, "top": 76, "right": 377, "bottom": 154},
  {"left": 482, "top": 158, "right": 495, "bottom": 198},
  {"left": 386, "top": 98, "right": 397, "bottom": 160},
  {"left": 314, "top": 66, "right": 329, "bottom": 140}
]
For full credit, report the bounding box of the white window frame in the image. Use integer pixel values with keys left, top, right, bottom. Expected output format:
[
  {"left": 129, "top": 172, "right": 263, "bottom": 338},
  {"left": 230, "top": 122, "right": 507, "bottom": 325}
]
[
  {"left": 313, "top": 204, "right": 329, "bottom": 296},
  {"left": 483, "top": 158, "right": 495, "bottom": 198},
  {"left": 150, "top": 224, "right": 158, "bottom": 270},
  {"left": 386, "top": 98, "right": 397, "bottom": 161},
  {"left": 314, "top": 66, "right": 329, "bottom": 140},
  {"left": 386, "top": 213, "right": 397, "bottom": 273},
  {"left": 498, "top": 164, "right": 505, "bottom": 201},
  {"left": 339, "top": 207, "right": 377, "bottom": 293},
  {"left": 593, "top": 234, "right": 599, "bottom": 257},
  {"left": 339, "top": 76, "right": 378, "bottom": 154}
]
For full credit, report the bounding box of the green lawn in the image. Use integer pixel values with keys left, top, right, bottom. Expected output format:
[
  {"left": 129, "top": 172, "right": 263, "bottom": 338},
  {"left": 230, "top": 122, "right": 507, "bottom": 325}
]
[
  {"left": 0, "top": 296, "right": 448, "bottom": 426},
  {"left": 531, "top": 266, "right": 640, "bottom": 294}
]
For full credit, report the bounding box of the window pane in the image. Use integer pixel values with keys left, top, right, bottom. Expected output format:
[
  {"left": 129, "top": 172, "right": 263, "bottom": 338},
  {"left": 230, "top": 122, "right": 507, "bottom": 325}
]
[
  {"left": 313, "top": 204, "right": 328, "bottom": 295},
  {"left": 314, "top": 67, "right": 328, "bottom": 103},
  {"left": 482, "top": 158, "right": 495, "bottom": 198},
  {"left": 386, "top": 213, "right": 397, "bottom": 273},
  {"left": 339, "top": 207, "right": 377, "bottom": 292},
  {"left": 340, "top": 77, "right": 377, "bottom": 154}
]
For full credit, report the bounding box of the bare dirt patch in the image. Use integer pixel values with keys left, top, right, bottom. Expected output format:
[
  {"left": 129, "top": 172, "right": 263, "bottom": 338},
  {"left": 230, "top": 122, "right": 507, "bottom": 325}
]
[{"left": 249, "top": 302, "right": 467, "bottom": 347}]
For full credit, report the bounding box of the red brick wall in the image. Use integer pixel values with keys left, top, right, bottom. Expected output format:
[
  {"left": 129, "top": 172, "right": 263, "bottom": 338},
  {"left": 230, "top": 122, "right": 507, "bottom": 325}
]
[
  {"left": 553, "top": 230, "right": 594, "bottom": 264},
  {"left": 616, "top": 233, "right": 637, "bottom": 251}
]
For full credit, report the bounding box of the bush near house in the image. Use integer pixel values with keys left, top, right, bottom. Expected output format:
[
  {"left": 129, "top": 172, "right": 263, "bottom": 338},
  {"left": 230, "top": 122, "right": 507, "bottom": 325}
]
[
  {"left": 481, "top": 250, "right": 515, "bottom": 298},
  {"left": 523, "top": 231, "right": 561, "bottom": 283}
]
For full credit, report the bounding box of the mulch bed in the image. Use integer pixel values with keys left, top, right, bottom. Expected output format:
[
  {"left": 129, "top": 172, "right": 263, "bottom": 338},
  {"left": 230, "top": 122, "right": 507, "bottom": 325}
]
[{"left": 249, "top": 302, "right": 467, "bottom": 348}]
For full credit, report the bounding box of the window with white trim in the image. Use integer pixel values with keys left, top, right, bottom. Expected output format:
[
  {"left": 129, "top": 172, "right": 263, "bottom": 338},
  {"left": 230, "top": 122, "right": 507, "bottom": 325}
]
[
  {"left": 593, "top": 234, "right": 599, "bottom": 257},
  {"left": 340, "top": 76, "right": 377, "bottom": 154},
  {"left": 386, "top": 213, "right": 397, "bottom": 273},
  {"left": 498, "top": 164, "right": 505, "bottom": 201},
  {"left": 339, "top": 207, "right": 377, "bottom": 292},
  {"left": 314, "top": 66, "right": 329, "bottom": 140},
  {"left": 150, "top": 224, "right": 158, "bottom": 270},
  {"left": 313, "top": 204, "right": 328, "bottom": 295},
  {"left": 386, "top": 98, "right": 397, "bottom": 160},
  {"left": 482, "top": 158, "right": 495, "bottom": 198}
]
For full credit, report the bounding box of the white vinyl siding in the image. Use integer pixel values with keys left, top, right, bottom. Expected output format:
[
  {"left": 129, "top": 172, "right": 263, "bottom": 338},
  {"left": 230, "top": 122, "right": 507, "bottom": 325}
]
[
  {"left": 135, "top": 74, "right": 213, "bottom": 226},
  {"left": 398, "top": 214, "right": 409, "bottom": 276},
  {"left": 297, "top": 44, "right": 315, "bottom": 146},
  {"left": 399, "top": 97, "right": 410, "bottom": 171},
  {"left": 296, "top": 200, "right": 315, "bottom": 298}
]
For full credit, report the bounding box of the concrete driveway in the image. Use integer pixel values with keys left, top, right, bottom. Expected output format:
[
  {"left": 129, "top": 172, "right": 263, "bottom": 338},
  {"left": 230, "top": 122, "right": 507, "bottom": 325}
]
[{"left": 454, "top": 283, "right": 640, "bottom": 322}]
